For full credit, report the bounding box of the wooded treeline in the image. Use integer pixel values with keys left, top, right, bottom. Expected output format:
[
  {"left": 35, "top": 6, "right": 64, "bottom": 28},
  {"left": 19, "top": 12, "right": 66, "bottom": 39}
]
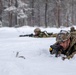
[{"left": 0, "top": 0, "right": 76, "bottom": 27}]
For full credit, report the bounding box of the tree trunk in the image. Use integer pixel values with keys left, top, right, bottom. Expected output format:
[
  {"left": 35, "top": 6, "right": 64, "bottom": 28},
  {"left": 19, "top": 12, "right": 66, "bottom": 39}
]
[
  {"left": 71, "top": 0, "right": 74, "bottom": 25},
  {"left": 56, "top": 0, "right": 61, "bottom": 27},
  {"left": 0, "top": 0, "right": 3, "bottom": 21},
  {"left": 45, "top": 0, "right": 48, "bottom": 27},
  {"left": 31, "top": 0, "right": 34, "bottom": 27},
  {"left": 9, "top": 12, "right": 12, "bottom": 27}
]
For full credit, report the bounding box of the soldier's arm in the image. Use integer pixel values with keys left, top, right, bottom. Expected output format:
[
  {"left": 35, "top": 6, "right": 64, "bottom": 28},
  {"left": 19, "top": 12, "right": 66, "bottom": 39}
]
[{"left": 62, "top": 51, "right": 76, "bottom": 60}]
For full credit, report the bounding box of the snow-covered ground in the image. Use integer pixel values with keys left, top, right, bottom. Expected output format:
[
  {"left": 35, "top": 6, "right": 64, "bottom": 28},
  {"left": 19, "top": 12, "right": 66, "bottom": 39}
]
[{"left": 0, "top": 26, "right": 76, "bottom": 75}]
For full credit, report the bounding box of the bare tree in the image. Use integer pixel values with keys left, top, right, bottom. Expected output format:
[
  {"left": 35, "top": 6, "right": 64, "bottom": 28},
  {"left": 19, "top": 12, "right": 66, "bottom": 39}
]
[
  {"left": 0, "top": 0, "right": 3, "bottom": 21},
  {"left": 45, "top": 0, "right": 48, "bottom": 27},
  {"left": 30, "top": 0, "right": 35, "bottom": 27},
  {"left": 55, "top": 0, "right": 61, "bottom": 27}
]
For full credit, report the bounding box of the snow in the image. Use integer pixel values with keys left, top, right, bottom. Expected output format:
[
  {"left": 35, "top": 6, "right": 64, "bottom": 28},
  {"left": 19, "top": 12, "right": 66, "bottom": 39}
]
[
  {"left": 18, "top": 0, "right": 28, "bottom": 7},
  {"left": 0, "top": 26, "right": 76, "bottom": 75},
  {"left": 17, "top": 10, "right": 27, "bottom": 19},
  {"left": 4, "top": 6, "right": 16, "bottom": 12}
]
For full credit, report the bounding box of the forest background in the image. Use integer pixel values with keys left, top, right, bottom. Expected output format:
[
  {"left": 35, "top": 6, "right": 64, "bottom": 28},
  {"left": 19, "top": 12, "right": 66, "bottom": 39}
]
[{"left": 0, "top": 0, "right": 76, "bottom": 27}]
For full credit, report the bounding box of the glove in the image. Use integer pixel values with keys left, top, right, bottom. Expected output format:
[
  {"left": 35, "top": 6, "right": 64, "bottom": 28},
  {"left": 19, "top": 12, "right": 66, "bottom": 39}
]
[{"left": 49, "top": 44, "right": 63, "bottom": 57}]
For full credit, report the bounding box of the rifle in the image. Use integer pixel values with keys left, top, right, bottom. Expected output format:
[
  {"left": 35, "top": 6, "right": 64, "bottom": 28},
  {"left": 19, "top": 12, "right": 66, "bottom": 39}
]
[
  {"left": 49, "top": 44, "right": 63, "bottom": 57},
  {"left": 19, "top": 34, "right": 34, "bottom": 37}
]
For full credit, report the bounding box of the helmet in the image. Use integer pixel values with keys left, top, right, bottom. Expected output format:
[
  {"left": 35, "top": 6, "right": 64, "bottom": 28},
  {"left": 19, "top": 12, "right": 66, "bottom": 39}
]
[
  {"left": 70, "top": 27, "right": 75, "bottom": 32},
  {"left": 34, "top": 28, "right": 41, "bottom": 33},
  {"left": 56, "top": 30, "right": 71, "bottom": 43}
]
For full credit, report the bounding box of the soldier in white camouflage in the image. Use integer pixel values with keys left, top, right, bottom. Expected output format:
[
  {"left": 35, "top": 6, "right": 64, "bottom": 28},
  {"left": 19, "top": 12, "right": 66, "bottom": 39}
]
[{"left": 49, "top": 30, "right": 76, "bottom": 60}]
